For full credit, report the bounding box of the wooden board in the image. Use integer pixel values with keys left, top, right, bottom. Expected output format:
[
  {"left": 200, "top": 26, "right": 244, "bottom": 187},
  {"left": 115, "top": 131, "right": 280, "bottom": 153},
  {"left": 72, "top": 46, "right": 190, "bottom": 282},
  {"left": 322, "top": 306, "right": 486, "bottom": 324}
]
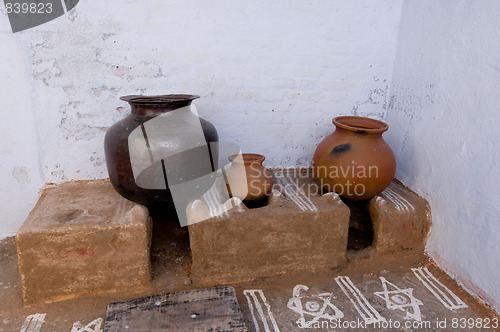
[{"left": 103, "top": 286, "right": 247, "bottom": 332}]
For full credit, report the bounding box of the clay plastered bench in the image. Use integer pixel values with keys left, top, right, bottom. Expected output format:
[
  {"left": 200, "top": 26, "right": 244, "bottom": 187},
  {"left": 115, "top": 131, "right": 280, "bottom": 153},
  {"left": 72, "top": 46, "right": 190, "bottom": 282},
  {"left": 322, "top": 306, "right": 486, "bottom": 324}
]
[
  {"left": 16, "top": 180, "right": 152, "bottom": 304},
  {"left": 188, "top": 172, "right": 351, "bottom": 286},
  {"left": 188, "top": 172, "right": 430, "bottom": 286}
]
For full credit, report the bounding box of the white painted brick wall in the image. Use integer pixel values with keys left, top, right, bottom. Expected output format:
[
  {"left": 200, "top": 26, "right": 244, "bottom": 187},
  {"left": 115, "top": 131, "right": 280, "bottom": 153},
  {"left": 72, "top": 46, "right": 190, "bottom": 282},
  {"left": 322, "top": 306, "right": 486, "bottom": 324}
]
[
  {"left": 0, "top": 0, "right": 402, "bottom": 234},
  {"left": 386, "top": 0, "right": 500, "bottom": 313}
]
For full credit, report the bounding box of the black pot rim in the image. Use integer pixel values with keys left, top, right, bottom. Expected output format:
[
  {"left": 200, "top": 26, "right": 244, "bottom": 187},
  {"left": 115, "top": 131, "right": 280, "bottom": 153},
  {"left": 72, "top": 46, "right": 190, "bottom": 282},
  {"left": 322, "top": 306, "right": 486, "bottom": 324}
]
[{"left": 120, "top": 94, "right": 200, "bottom": 104}]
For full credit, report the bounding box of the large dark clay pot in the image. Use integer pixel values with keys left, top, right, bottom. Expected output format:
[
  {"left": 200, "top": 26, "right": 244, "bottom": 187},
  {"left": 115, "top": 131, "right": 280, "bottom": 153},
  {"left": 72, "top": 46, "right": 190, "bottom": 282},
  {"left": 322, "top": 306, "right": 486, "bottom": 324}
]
[
  {"left": 104, "top": 94, "right": 218, "bottom": 208},
  {"left": 313, "top": 116, "right": 396, "bottom": 200}
]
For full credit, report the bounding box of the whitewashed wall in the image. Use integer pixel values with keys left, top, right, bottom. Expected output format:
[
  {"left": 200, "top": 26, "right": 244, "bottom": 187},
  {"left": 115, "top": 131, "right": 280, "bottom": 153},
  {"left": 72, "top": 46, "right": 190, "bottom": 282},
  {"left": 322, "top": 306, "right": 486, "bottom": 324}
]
[
  {"left": 0, "top": 29, "right": 44, "bottom": 239},
  {"left": 0, "top": 0, "right": 402, "bottom": 236},
  {"left": 385, "top": 0, "right": 500, "bottom": 312}
]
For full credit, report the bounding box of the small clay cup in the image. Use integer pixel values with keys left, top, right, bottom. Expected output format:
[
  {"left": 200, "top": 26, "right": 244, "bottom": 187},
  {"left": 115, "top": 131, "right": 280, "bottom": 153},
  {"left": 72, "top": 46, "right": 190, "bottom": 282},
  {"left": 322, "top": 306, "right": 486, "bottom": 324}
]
[{"left": 225, "top": 153, "right": 273, "bottom": 201}]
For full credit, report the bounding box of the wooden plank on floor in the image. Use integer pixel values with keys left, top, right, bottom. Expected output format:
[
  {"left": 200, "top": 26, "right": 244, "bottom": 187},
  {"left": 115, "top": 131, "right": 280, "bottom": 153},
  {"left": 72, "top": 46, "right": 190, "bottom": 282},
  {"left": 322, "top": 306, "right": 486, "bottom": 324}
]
[{"left": 103, "top": 286, "right": 247, "bottom": 332}]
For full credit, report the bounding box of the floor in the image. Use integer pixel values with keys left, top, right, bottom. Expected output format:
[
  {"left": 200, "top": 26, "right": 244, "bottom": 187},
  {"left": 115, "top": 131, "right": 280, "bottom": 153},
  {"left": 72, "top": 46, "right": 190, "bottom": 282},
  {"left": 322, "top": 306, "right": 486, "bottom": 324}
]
[{"left": 0, "top": 212, "right": 498, "bottom": 332}]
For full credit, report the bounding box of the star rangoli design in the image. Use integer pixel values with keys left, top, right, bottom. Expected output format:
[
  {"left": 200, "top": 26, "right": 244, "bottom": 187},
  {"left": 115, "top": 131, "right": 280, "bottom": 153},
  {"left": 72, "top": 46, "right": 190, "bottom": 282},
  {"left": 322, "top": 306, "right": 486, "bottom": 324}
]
[
  {"left": 287, "top": 284, "right": 344, "bottom": 328},
  {"left": 374, "top": 277, "right": 423, "bottom": 321}
]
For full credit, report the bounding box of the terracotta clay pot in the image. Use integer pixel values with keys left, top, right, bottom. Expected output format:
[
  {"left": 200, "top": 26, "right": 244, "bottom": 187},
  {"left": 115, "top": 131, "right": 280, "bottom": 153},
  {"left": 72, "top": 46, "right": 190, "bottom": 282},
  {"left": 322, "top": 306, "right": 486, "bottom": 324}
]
[
  {"left": 104, "top": 94, "right": 218, "bottom": 208},
  {"left": 225, "top": 153, "right": 273, "bottom": 201},
  {"left": 312, "top": 116, "right": 396, "bottom": 200}
]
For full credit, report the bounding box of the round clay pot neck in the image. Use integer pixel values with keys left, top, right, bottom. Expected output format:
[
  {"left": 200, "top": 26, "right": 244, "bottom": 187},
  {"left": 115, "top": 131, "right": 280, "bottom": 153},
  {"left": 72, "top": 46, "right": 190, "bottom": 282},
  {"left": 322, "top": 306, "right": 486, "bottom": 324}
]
[
  {"left": 121, "top": 94, "right": 200, "bottom": 116},
  {"left": 228, "top": 153, "right": 265, "bottom": 165},
  {"left": 333, "top": 116, "right": 388, "bottom": 134}
]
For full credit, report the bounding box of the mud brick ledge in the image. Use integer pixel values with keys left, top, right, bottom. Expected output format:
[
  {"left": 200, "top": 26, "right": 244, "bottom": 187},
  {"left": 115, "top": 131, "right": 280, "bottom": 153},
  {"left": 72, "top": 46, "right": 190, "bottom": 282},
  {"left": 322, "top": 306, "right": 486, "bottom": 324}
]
[
  {"left": 189, "top": 188, "right": 350, "bottom": 286},
  {"left": 189, "top": 171, "right": 431, "bottom": 286},
  {"left": 16, "top": 180, "right": 152, "bottom": 304},
  {"left": 370, "top": 180, "right": 431, "bottom": 253},
  {"left": 15, "top": 172, "right": 430, "bottom": 303}
]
